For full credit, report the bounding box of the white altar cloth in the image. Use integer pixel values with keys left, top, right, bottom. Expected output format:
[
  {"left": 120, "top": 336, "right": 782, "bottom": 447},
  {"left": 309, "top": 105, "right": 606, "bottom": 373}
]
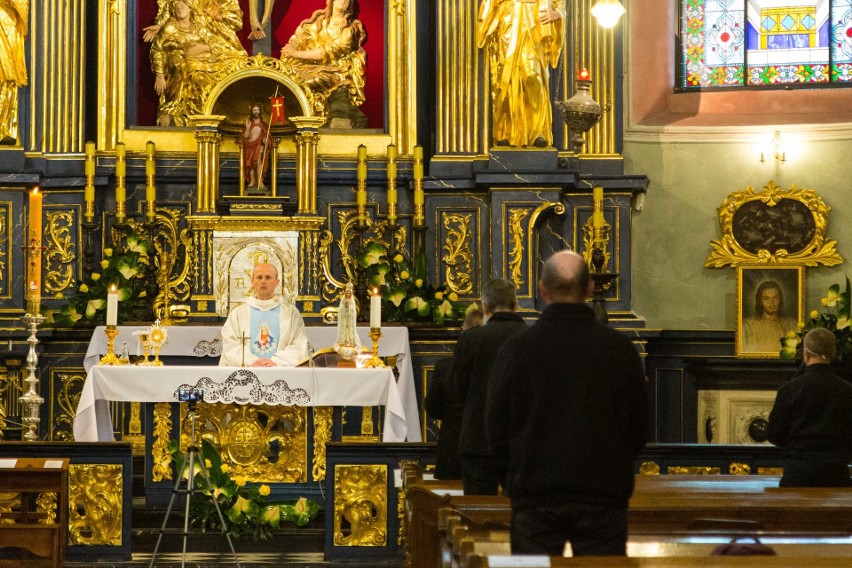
[
  {"left": 73, "top": 366, "right": 406, "bottom": 443},
  {"left": 84, "top": 325, "right": 421, "bottom": 441}
]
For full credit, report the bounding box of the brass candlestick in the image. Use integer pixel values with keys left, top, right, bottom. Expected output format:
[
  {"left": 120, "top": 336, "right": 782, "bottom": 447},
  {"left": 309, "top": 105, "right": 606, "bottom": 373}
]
[
  {"left": 99, "top": 325, "right": 122, "bottom": 365},
  {"left": 363, "top": 327, "right": 385, "bottom": 368}
]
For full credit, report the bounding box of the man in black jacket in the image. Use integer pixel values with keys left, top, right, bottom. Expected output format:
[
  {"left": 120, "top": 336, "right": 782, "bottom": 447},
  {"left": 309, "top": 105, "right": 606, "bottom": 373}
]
[
  {"left": 450, "top": 279, "right": 527, "bottom": 494},
  {"left": 424, "top": 309, "right": 484, "bottom": 479},
  {"left": 767, "top": 327, "right": 852, "bottom": 487},
  {"left": 485, "top": 250, "right": 649, "bottom": 556}
]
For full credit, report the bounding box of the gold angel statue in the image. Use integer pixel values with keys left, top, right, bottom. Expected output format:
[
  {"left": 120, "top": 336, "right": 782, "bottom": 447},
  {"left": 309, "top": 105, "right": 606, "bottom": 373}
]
[
  {"left": 0, "top": 0, "right": 28, "bottom": 144},
  {"left": 478, "top": 0, "right": 565, "bottom": 147}
]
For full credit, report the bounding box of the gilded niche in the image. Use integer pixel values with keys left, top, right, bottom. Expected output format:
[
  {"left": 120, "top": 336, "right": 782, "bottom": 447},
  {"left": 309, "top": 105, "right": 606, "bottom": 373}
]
[
  {"left": 68, "top": 464, "right": 123, "bottom": 546},
  {"left": 333, "top": 464, "right": 387, "bottom": 547}
]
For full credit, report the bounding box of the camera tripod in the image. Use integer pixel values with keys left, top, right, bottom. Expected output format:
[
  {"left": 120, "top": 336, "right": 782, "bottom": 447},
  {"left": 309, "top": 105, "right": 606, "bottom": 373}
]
[{"left": 148, "top": 401, "right": 242, "bottom": 567}]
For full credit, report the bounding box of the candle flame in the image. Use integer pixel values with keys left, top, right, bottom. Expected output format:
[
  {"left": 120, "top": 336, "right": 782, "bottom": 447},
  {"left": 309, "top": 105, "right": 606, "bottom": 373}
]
[
  {"left": 31, "top": 186, "right": 39, "bottom": 195},
  {"left": 109, "top": 284, "right": 117, "bottom": 293},
  {"left": 372, "top": 287, "right": 379, "bottom": 295}
]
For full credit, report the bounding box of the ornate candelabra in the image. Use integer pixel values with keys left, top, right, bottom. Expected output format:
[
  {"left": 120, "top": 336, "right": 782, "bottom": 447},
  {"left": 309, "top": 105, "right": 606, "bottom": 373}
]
[
  {"left": 363, "top": 328, "right": 385, "bottom": 368},
  {"left": 19, "top": 312, "right": 45, "bottom": 441},
  {"left": 555, "top": 69, "right": 604, "bottom": 154}
]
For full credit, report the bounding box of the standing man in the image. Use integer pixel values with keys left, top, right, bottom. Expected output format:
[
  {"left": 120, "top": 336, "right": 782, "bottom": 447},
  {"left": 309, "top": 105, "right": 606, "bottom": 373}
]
[
  {"left": 451, "top": 280, "right": 527, "bottom": 494},
  {"left": 485, "top": 250, "right": 648, "bottom": 556},
  {"left": 767, "top": 327, "right": 852, "bottom": 487},
  {"left": 243, "top": 104, "right": 269, "bottom": 190},
  {"left": 220, "top": 263, "right": 308, "bottom": 367},
  {"left": 424, "top": 308, "right": 484, "bottom": 480}
]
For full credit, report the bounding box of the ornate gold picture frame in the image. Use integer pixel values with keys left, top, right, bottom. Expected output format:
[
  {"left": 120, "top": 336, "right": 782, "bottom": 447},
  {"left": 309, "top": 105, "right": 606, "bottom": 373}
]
[
  {"left": 706, "top": 180, "right": 842, "bottom": 268},
  {"left": 736, "top": 266, "right": 804, "bottom": 359}
]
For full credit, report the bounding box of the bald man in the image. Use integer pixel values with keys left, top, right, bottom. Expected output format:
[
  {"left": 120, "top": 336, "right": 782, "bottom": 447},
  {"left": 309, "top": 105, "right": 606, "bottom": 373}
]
[
  {"left": 767, "top": 327, "right": 852, "bottom": 487},
  {"left": 219, "top": 263, "right": 308, "bottom": 367},
  {"left": 485, "top": 250, "right": 649, "bottom": 556}
]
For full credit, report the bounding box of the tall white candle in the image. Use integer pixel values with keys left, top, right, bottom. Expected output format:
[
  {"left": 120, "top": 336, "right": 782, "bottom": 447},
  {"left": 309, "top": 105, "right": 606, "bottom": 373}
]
[
  {"left": 370, "top": 288, "right": 381, "bottom": 329},
  {"left": 106, "top": 284, "right": 118, "bottom": 326}
]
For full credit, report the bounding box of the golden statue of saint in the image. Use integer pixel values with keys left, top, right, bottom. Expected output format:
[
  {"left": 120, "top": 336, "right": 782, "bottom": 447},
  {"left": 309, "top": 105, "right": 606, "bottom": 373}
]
[
  {"left": 0, "top": 0, "right": 28, "bottom": 144},
  {"left": 280, "top": 0, "right": 367, "bottom": 112},
  {"left": 149, "top": 0, "right": 246, "bottom": 126},
  {"left": 478, "top": 0, "right": 565, "bottom": 148}
]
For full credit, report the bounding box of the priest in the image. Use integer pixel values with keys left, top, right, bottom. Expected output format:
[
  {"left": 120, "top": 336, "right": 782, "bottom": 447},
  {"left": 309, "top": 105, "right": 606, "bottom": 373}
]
[{"left": 219, "top": 263, "right": 308, "bottom": 367}]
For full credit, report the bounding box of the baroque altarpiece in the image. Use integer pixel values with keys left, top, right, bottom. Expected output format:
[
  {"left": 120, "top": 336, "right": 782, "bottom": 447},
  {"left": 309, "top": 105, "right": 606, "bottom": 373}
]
[{"left": 0, "top": 0, "right": 649, "bottom": 559}]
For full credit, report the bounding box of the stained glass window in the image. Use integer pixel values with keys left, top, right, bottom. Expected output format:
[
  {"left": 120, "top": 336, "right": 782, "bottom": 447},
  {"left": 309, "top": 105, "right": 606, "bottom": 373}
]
[{"left": 678, "top": 0, "right": 852, "bottom": 89}]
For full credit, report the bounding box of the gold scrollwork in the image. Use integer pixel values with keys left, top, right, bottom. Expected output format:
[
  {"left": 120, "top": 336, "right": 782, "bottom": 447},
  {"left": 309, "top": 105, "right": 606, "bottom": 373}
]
[
  {"left": 507, "top": 209, "right": 529, "bottom": 288},
  {"left": 638, "top": 461, "right": 660, "bottom": 475},
  {"left": 151, "top": 402, "right": 173, "bottom": 482},
  {"left": 706, "top": 180, "right": 842, "bottom": 268},
  {"left": 581, "top": 218, "right": 612, "bottom": 267},
  {"left": 68, "top": 464, "right": 123, "bottom": 546},
  {"left": 333, "top": 464, "right": 387, "bottom": 547},
  {"left": 0, "top": 205, "right": 7, "bottom": 283},
  {"left": 729, "top": 462, "right": 752, "bottom": 475},
  {"left": 43, "top": 210, "right": 76, "bottom": 294},
  {"left": 312, "top": 406, "right": 333, "bottom": 482},
  {"left": 182, "top": 403, "right": 308, "bottom": 483},
  {"left": 129, "top": 208, "right": 193, "bottom": 321},
  {"left": 667, "top": 466, "right": 721, "bottom": 475},
  {"left": 54, "top": 370, "right": 87, "bottom": 441},
  {"left": 442, "top": 213, "right": 473, "bottom": 296},
  {"left": 36, "top": 492, "right": 57, "bottom": 524}
]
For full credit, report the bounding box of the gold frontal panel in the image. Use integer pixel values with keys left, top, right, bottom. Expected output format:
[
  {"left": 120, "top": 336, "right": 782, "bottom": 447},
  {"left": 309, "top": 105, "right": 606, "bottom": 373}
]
[
  {"left": 180, "top": 403, "right": 308, "bottom": 483},
  {"left": 51, "top": 368, "right": 87, "bottom": 441},
  {"left": 68, "top": 464, "right": 123, "bottom": 546},
  {"left": 333, "top": 464, "right": 388, "bottom": 547}
]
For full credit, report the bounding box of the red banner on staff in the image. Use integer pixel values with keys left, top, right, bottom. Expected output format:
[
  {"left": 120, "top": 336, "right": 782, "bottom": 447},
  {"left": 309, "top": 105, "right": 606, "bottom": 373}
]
[{"left": 270, "top": 96, "right": 286, "bottom": 125}]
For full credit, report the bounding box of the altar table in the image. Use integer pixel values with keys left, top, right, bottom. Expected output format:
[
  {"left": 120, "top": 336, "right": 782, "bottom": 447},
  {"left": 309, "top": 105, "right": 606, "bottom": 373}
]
[
  {"left": 73, "top": 366, "right": 407, "bottom": 443},
  {"left": 83, "top": 325, "right": 422, "bottom": 441}
]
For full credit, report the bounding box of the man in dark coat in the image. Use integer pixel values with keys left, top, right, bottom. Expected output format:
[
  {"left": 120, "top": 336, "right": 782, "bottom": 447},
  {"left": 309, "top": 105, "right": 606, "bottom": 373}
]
[
  {"left": 424, "top": 309, "right": 484, "bottom": 479},
  {"left": 767, "top": 327, "right": 852, "bottom": 487},
  {"left": 450, "top": 279, "right": 527, "bottom": 494},
  {"left": 485, "top": 250, "right": 649, "bottom": 556}
]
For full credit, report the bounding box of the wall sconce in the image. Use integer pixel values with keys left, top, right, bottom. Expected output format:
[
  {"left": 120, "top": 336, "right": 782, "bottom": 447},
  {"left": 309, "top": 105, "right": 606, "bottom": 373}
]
[
  {"left": 760, "top": 131, "right": 786, "bottom": 164},
  {"left": 591, "top": 0, "right": 626, "bottom": 29}
]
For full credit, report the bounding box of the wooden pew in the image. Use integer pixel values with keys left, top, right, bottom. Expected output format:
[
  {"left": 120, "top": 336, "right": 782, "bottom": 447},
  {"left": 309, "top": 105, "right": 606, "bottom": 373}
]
[
  {"left": 407, "top": 474, "right": 852, "bottom": 568},
  {"left": 465, "top": 556, "right": 852, "bottom": 568}
]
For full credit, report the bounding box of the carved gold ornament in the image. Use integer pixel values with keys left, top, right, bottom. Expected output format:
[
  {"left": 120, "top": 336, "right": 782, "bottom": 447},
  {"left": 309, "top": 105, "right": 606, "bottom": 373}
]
[
  {"left": 43, "top": 210, "right": 76, "bottom": 294},
  {"left": 333, "top": 464, "right": 387, "bottom": 547},
  {"left": 151, "top": 402, "right": 173, "bottom": 482},
  {"left": 68, "top": 464, "right": 123, "bottom": 546},
  {"left": 706, "top": 180, "right": 842, "bottom": 268},
  {"left": 441, "top": 213, "right": 474, "bottom": 296},
  {"left": 312, "top": 406, "right": 333, "bottom": 481}
]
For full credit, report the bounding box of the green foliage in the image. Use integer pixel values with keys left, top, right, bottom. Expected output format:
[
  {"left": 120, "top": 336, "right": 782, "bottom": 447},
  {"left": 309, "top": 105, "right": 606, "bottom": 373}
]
[
  {"left": 780, "top": 277, "right": 852, "bottom": 362},
  {"left": 356, "top": 242, "right": 468, "bottom": 324},
  {"left": 171, "top": 439, "right": 319, "bottom": 541},
  {"left": 52, "top": 234, "right": 151, "bottom": 327}
]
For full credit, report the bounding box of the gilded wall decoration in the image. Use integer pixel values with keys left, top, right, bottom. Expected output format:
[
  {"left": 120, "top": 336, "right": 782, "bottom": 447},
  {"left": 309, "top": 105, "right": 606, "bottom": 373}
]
[
  {"left": 68, "top": 464, "right": 123, "bottom": 546},
  {"left": 312, "top": 406, "right": 333, "bottom": 482},
  {"left": 0, "top": 365, "right": 21, "bottom": 439},
  {"left": 333, "top": 464, "right": 387, "bottom": 547},
  {"left": 128, "top": 208, "right": 193, "bottom": 319},
  {"left": 182, "top": 403, "right": 308, "bottom": 483},
  {"left": 441, "top": 213, "right": 473, "bottom": 296},
  {"left": 667, "top": 466, "right": 721, "bottom": 475},
  {"left": 151, "top": 402, "right": 173, "bottom": 482},
  {"left": 706, "top": 180, "right": 842, "bottom": 268},
  {"left": 52, "top": 369, "right": 86, "bottom": 441},
  {"left": 43, "top": 210, "right": 76, "bottom": 294},
  {"left": 319, "top": 210, "right": 406, "bottom": 303},
  {"left": 507, "top": 209, "right": 529, "bottom": 288},
  {"left": 581, "top": 216, "right": 611, "bottom": 268},
  {"left": 0, "top": 203, "right": 8, "bottom": 296}
]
